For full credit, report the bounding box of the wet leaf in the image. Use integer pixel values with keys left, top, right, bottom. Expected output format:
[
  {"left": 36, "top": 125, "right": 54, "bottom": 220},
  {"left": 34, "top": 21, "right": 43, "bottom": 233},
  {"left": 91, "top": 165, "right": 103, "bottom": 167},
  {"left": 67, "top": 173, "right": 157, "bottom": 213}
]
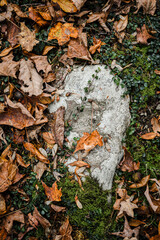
[
  {"left": 74, "top": 130, "right": 103, "bottom": 154},
  {"left": 141, "top": 132, "right": 158, "bottom": 140},
  {"left": 48, "top": 22, "right": 78, "bottom": 45},
  {"left": 137, "top": 24, "right": 155, "bottom": 45},
  {"left": 0, "top": 53, "right": 19, "bottom": 78},
  {"left": 42, "top": 181, "right": 62, "bottom": 201},
  {"left": 4, "top": 210, "right": 25, "bottom": 233},
  {"left": 119, "top": 147, "right": 140, "bottom": 172},
  {"left": 18, "top": 22, "right": 39, "bottom": 52},
  {"left": 130, "top": 175, "right": 150, "bottom": 188},
  {"left": 23, "top": 142, "right": 49, "bottom": 164}
]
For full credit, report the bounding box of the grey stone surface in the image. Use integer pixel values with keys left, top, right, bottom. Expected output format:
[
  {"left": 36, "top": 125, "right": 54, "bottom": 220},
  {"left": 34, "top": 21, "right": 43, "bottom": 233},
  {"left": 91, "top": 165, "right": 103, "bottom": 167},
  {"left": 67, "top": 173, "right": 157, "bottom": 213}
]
[{"left": 49, "top": 65, "right": 130, "bottom": 190}]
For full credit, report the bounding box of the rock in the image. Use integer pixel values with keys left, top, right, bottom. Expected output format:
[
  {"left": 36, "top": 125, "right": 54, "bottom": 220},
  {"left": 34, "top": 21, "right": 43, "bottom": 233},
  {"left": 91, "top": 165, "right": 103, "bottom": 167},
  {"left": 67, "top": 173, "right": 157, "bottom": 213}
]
[{"left": 49, "top": 65, "right": 130, "bottom": 190}]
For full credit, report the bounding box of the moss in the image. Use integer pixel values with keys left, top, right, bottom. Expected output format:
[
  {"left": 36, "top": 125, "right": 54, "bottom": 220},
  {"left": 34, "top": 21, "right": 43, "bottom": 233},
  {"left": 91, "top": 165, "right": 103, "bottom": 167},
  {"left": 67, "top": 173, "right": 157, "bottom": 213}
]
[{"left": 58, "top": 175, "right": 117, "bottom": 240}]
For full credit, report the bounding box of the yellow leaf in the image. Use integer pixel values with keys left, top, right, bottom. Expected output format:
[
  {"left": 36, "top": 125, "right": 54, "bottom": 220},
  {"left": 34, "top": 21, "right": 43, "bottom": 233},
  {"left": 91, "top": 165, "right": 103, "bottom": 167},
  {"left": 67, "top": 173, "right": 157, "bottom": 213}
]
[{"left": 51, "top": 0, "right": 77, "bottom": 13}]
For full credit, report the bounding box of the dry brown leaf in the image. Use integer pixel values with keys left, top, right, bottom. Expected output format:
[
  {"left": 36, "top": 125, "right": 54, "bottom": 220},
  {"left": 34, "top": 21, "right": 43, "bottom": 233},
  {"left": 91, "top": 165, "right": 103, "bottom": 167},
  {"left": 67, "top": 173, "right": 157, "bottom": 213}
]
[
  {"left": 42, "top": 132, "right": 55, "bottom": 145},
  {"left": 48, "top": 22, "right": 78, "bottom": 45},
  {"left": 0, "top": 227, "right": 7, "bottom": 240},
  {"left": 129, "top": 219, "right": 145, "bottom": 227},
  {"left": 0, "top": 45, "right": 19, "bottom": 57},
  {"left": 117, "top": 198, "right": 138, "bottom": 218},
  {"left": 16, "top": 153, "right": 30, "bottom": 168},
  {"left": 75, "top": 195, "right": 83, "bottom": 209},
  {"left": 150, "top": 179, "right": 160, "bottom": 193},
  {"left": 141, "top": 132, "right": 158, "bottom": 140},
  {"left": 151, "top": 117, "right": 160, "bottom": 133},
  {"left": 87, "top": 12, "right": 106, "bottom": 24},
  {"left": 10, "top": 3, "right": 28, "bottom": 18},
  {"left": 52, "top": 0, "right": 86, "bottom": 13},
  {"left": 28, "top": 6, "right": 49, "bottom": 26},
  {"left": 23, "top": 142, "right": 49, "bottom": 164},
  {"left": 137, "top": 24, "right": 155, "bottom": 45},
  {"left": 7, "top": 18, "right": 20, "bottom": 47},
  {"left": 58, "top": 217, "right": 73, "bottom": 240},
  {"left": 12, "top": 171, "right": 25, "bottom": 184},
  {"left": 51, "top": 204, "right": 66, "bottom": 212},
  {"left": 18, "top": 22, "right": 39, "bottom": 52},
  {"left": 74, "top": 130, "right": 103, "bottom": 154},
  {"left": 19, "top": 59, "right": 43, "bottom": 96},
  {"left": 69, "top": 160, "right": 90, "bottom": 168},
  {"left": 50, "top": 106, "right": 65, "bottom": 149},
  {"left": 33, "top": 207, "right": 51, "bottom": 228},
  {"left": 33, "top": 162, "right": 47, "bottom": 179},
  {"left": 42, "top": 181, "right": 62, "bottom": 201},
  {"left": 135, "top": 0, "right": 157, "bottom": 15},
  {"left": 4, "top": 210, "right": 25, "bottom": 233},
  {"left": 112, "top": 215, "right": 140, "bottom": 239},
  {"left": 0, "top": 194, "right": 6, "bottom": 214},
  {"left": 30, "top": 56, "right": 52, "bottom": 77},
  {"left": 119, "top": 147, "right": 140, "bottom": 172},
  {"left": 42, "top": 46, "right": 55, "bottom": 55},
  {"left": 130, "top": 175, "right": 150, "bottom": 188},
  {"left": 155, "top": 70, "right": 160, "bottom": 75},
  {"left": 113, "top": 188, "right": 130, "bottom": 210},
  {"left": 0, "top": 53, "right": 19, "bottom": 78},
  {"left": 13, "top": 129, "right": 25, "bottom": 144},
  {"left": 113, "top": 15, "right": 128, "bottom": 32},
  {"left": 144, "top": 184, "right": 158, "bottom": 212},
  {"left": 0, "top": 161, "right": 17, "bottom": 192},
  {"left": 89, "top": 37, "right": 105, "bottom": 54}
]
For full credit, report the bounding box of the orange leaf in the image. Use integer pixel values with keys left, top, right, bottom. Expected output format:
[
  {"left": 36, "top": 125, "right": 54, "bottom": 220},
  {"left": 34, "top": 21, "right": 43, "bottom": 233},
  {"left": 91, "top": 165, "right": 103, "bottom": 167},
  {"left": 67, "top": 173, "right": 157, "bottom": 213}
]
[
  {"left": 48, "top": 22, "right": 78, "bottom": 45},
  {"left": 42, "top": 132, "right": 55, "bottom": 145},
  {"left": 74, "top": 130, "right": 103, "bottom": 154},
  {"left": 141, "top": 132, "right": 157, "bottom": 140},
  {"left": 42, "top": 181, "right": 62, "bottom": 201},
  {"left": 28, "top": 6, "right": 49, "bottom": 26},
  {"left": 130, "top": 175, "right": 150, "bottom": 188},
  {"left": 89, "top": 37, "right": 105, "bottom": 55},
  {"left": 75, "top": 195, "right": 83, "bottom": 209},
  {"left": 137, "top": 24, "right": 155, "bottom": 45},
  {"left": 23, "top": 142, "right": 49, "bottom": 164},
  {"left": 69, "top": 160, "right": 90, "bottom": 168},
  {"left": 151, "top": 117, "right": 160, "bottom": 133}
]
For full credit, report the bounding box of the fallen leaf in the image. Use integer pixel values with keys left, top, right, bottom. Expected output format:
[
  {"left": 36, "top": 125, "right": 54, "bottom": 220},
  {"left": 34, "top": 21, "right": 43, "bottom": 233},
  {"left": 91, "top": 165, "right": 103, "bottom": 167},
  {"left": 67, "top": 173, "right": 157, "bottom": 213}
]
[
  {"left": 50, "top": 106, "right": 65, "bottom": 149},
  {"left": 30, "top": 56, "right": 52, "bottom": 77},
  {"left": 0, "top": 127, "right": 7, "bottom": 145},
  {"left": 150, "top": 222, "right": 160, "bottom": 240},
  {"left": 74, "top": 130, "right": 103, "bottom": 154},
  {"left": 69, "top": 160, "right": 90, "bottom": 168},
  {"left": 7, "top": 18, "right": 20, "bottom": 47},
  {"left": 18, "top": 22, "right": 39, "bottom": 52},
  {"left": 16, "top": 154, "right": 30, "bottom": 168},
  {"left": 51, "top": 204, "right": 66, "bottom": 212},
  {"left": 13, "top": 129, "right": 25, "bottom": 144},
  {"left": 111, "top": 60, "right": 123, "bottom": 71},
  {"left": 144, "top": 185, "right": 158, "bottom": 212},
  {"left": 0, "top": 53, "right": 19, "bottom": 78},
  {"left": 75, "top": 195, "right": 83, "bottom": 209},
  {"left": 19, "top": 59, "right": 43, "bottom": 96},
  {"left": 0, "top": 45, "right": 19, "bottom": 57},
  {"left": 150, "top": 179, "right": 160, "bottom": 193},
  {"left": 0, "top": 227, "right": 7, "bottom": 240},
  {"left": 155, "top": 70, "right": 160, "bottom": 75},
  {"left": 48, "top": 22, "right": 78, "bottom": 45},
  {"left": 112, "top": 215, "right": 140, "bottom": 238},
  {"left": 42, "top": 181, "right": 62, "bottom": 201},
  {"left": 129, "top": 219, "right": 145, "bottom": 227},
  {"left": 58, "top": 217, "right": 73, "bottom": 240},
  {"left": 37, "top": 5, "right": 53, "bottom": 20},
  {"left": 28, "top": 213, "right": 39, "bottom": 229},
  {"left": 135, "top": 0, "right": 157, "bottom": 15},
  {"left": 130, "top": 175, "right": 150, "bottom": 188},
  {"left": 33, "top": 207, "right": 51, "bottom": 228},
  {"left": 113, "top": 15, "right": 128, "bottom": 32},
  {"left": 119, "top": 147, "right": 140, "bottom": 172},
  {"left": 34, "top": 162, "right": 47, "bottom": 179},
  {"left": 42, "top": 132, "right": 55, "bottom": 145},
  {"left": 141, "top": 132, "right": 158, "bottom": 140},
  {"left": 89, "top": 37, "right": 105, "bottom": 54},
  {"left": 28, "top": 6, "right": 49, "bottom": 26},
  {"left": 0, "top": 0, "right": 7, "bottom": 6},
  {"left": 23, "top": 142, "right": 49, "bottom": 164},
  {"left": 42, "top": 46, "right": 55, "bottom": 55},
  {"left": 4, "top": 210, "right": 25, "bottom": 233},
  {"left": 0, "top": 194, "right": 6, "bottom": 214},
  {"left": 113, "top": 188, "right": 130, "bottom": 210},
  {"left": 117, "top": 198, "right": 138, "bottom": 218},
  {"left": 52, "top": 0, "right": 86, "bottom": 13},
  {"left": 0, "top": 162, "right": 17, "bottom": 192},
  {"left": 10, "top": 3, "right": 28, "bottom": 18},
  {"left": 137, "top": 24, "right": 155, "bottom": 45},
  {"left": 151, "top": 117, "right": 160, "bottom": 133}
]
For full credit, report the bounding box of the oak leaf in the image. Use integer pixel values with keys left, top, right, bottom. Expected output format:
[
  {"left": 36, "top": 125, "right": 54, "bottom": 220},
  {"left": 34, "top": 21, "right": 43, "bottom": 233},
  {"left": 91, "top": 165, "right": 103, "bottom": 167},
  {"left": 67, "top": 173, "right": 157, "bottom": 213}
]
[
  {"left": 130, "top": 175, "right": 150, "bottom": 188},
  {"left": 23, "top": 142, "right": 49, "bottom": 164},
  {"left": 74, "top": 130, "right": 103, "bottom": 154},
  {"left": 42, "top": 181, "right": 62, "bottom": 201},
  {"left": 48, "top": 22, "right": 78, "bottom": 45},
  {"left": 137, "top": 24, "right": 155, "bottom": 45}
]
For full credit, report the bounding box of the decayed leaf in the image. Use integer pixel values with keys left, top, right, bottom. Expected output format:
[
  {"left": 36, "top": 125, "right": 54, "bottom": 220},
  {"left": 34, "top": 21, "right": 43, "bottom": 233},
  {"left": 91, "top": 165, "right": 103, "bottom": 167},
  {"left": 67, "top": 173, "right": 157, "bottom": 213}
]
[
  {"left": 130, "top": 175, "right": 150, "bottom": 188},
  {"left": 74, "top": 130, "right": 103, "bottom": 154},
  {"left": 151, "top": 117, "right": 160, "bottom": 133},
  {"left": 137, "top": 24, "right": 155, "bottom": 45},
  {"left": 33, "top": 207, "right": 51, "bottom": 228},
  {"left": 141, "top": 132, "right": 158, "bottom": 140},
  {"left": 16, "top": 154, "right": 30, "bottom": 168},
  {"left": 7, "top": 18, "right": 20, "bottom": 47},
  {"left": 69, "top": 160, "right": 90, "bottom": 168},
  {"left": 89, "top": 37, "right": 105, "bottom": 54},
  {"left": 34, "top": 162, "right": 47, "bottom": 179},
  {"left": 112, "top": 216, "right": 140, "bottom": 239},
  {"left": 51, "top": 106, "right": 65, "bottom": 149},
  {"left": 4, "top": 210, "right": 25, "bottom": 233},
  {"left": 19, "top": 59, "right": 43, "bottom": 96},
  {"left": 48, "top": 22, "right": 78, "bottom": 45},
  {"left": 113, "top": 15, "right": 128, "bottom": 32},
  {"left": 42, "top": 132, "right": 55, "bottom": 145},
  {"left": 18, "top": 22, "right": 39, "bottom": 52},
  {"left": 0, "top": 53, "right": 19, "bottom": 78},
  {"left": 119, "top": 147, "right": 140, "bottom": 172},
  {"left": 28, "top": 6, "right": 49, "bottom": 26},
  {"left": 75, "top": 195, "right": 83, "bottom": 209},
  {"left": 117, "top": 198, "right": 138, "bottom": 218},
  {"left": 42, "top": 181, "right": 62, "bottom": 201},
  {"left": 30, "top": 56, "right": 52, "bottom": 77},
  {"left": 23, "top": 142, "right": 49, "bottom": 164},
  {"left": 52, "top": 0, "right": 86, "bottom": 13},
  {"left": 135, "top": 0, "right": 157, "bottom": 15},
  {"left": 0, "top": 194, "right": 6, "bottom": 214},
  {"left": 51, "top": 204, "right": 66, "bottom": 212}
]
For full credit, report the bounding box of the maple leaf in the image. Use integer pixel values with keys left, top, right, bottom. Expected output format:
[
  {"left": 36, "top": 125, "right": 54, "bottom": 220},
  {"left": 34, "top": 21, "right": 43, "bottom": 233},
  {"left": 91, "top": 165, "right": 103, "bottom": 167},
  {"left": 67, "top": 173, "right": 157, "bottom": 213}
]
[
  {"left": 117, "top": 198, "right": 138, "bottom": 219},
  {"left": 74, "top": 130, "right": 103, "bottom": 154},
  {"left": 137, "top": 24, "right": 155, "bottom": 44},
  {"left": 48, "top": 22, "right": 78, "bottom": 45},
  {"left": 42, "top": 181, "right": 62, "bottom": 201}
]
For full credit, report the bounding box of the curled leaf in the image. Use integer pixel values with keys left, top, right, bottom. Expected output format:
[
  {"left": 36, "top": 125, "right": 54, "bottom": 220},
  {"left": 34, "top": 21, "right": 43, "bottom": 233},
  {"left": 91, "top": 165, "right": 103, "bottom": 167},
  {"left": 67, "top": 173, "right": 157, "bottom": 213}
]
[{"left": 129, "top": 175, "right": 150, "bottom": 188}]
